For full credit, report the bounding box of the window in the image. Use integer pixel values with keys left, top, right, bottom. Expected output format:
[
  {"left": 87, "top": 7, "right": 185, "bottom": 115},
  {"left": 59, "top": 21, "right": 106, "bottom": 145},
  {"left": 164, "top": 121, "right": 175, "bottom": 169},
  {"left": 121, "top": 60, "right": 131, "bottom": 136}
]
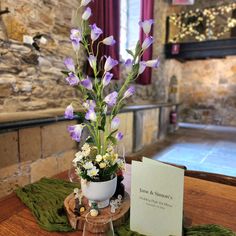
[{"left": 120, "top": 0, "right": 141, "bottom": 60}]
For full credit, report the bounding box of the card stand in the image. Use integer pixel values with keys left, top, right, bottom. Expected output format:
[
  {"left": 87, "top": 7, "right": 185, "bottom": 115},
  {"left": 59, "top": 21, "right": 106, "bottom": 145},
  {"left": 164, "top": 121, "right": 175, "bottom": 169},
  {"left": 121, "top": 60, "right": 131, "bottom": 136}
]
[{"left": 64, "top": 192, "right": 130, "bottom": 232}]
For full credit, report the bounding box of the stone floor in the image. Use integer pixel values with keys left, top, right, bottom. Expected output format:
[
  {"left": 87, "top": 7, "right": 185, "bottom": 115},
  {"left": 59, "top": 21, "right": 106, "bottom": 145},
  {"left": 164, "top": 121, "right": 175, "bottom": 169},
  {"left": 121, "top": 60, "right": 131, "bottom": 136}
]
[{"left": 129, "top": 123, "right": 236, "bottom": 177}]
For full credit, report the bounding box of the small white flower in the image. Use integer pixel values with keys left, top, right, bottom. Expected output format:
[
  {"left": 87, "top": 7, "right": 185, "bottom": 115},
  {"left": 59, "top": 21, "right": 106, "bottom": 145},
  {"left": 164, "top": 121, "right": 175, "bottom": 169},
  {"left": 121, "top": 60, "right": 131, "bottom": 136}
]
[
  {"left": 83, "top": 149, "right": 90, "bottom": 157},
  {"left": 73, "top": 151, "right": 84, "bottom": 165},
  {"left": 83, "top": 161, "right": 94, "bottom": 169},
  {"left": 87, "top": 166, "right": 99, "bottom": 177},
  {"left": 96, "top": 155, "right": 103, "bottom": 162},
  {"left": 117, "top": 158, "right": 125, "bottom": 169},
  {"left": 99, "top": 162, "right": 107, "bottom": 169},
  {"left": 82, "top": 143, "right": 90, "bottom": 151},
  {"left": 112, "top": 153, "right": 119, "bottom": 165},
  {"left": 73, "top": 188, "right": 79, "bottom": 194},
  {"left": 82, "top": 143, "right": 91, "bottom": 157}
]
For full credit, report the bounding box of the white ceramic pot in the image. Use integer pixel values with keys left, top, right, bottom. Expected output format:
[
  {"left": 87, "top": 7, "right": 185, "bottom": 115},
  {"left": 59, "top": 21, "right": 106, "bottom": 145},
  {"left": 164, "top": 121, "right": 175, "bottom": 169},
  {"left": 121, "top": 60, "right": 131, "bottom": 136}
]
[{"left": 81, "top": 176, "right": 117, "bottom": 208}]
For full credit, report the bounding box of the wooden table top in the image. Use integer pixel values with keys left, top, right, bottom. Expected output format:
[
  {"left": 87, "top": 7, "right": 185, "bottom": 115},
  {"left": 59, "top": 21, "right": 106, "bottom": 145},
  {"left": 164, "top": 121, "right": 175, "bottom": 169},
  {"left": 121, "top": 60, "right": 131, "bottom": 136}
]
[{"left": 0, "top": 164, "right": 235, "bottom": 236}]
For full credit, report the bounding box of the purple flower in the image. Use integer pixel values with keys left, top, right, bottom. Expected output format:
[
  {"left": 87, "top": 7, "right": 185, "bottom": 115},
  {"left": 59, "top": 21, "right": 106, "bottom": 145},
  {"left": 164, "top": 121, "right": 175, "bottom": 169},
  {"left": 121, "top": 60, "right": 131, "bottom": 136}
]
[
  {"left": 90, "top": 24, "right": 103, "bottom": 41},
  {"left": 142, "top": 36, "right": 154, "bottom": 50},
  {"left": 82, "top": 7, "right": 92, "bottom": 20},
  {"left": 104, "top": 56, "right": 118, "bottom": 72},
  {"left": 71, "top": 39, "right": 80, "bottom": 51},
  {"left": 70, "top": 29, "right": 81, "bottom": 41},
  {"left": 80, "top": 0, "right": 91, "bottom": 7},
  {"left": 111, "top": 117, "right": 120, "bottom": 129},
  {"left": 81, "top": 77, "right": 93, "bottom": 90},
  {"left": 139, "top": 19, "right": 154, "bottom": 35},
  {"left": 66, "top": 72, "right": 79, "bottom": 86},
  {"left": 83, "top": 100, "right": 96, "bottom": 110},
  {"left": 146, "top": 58, "right": 160, "bottom": 68},
  {"left": 85, "top": 107, "right": 97, "bottom": 121},
  {"left": 116, "top": 132, "right": 123, "bottom": 141},
  {"left": 70, "top": 29, "right": 81, "bottom": 51},
  {"left": 64, "top": 58, "right": 75, "bottom": 71},
  {"left": 102, "top": 72, "right": 113, "bottom": 87},
  {"left": 88, "top": 55, "right": 97, "bottom": 69},
  {"left": 102, "top": 36, "right": 116, "bottom": 46},
  {"left": 138, "top": 61, "right": 146, "bottom": 75},
  {"left": 104, "top": 91, "right": 118, "bottom": 106},
  {"left": 68, "top": 124, "right": 84, "bottom": 142},
  {"left": 123, "top": 86, "right": 135, "bottom": 99},
  {"left": 124, "top": 59, "right": 133, "bottom": 73},
  {"left": 64, "top": 104, "right": 74, "bottom": 119}
]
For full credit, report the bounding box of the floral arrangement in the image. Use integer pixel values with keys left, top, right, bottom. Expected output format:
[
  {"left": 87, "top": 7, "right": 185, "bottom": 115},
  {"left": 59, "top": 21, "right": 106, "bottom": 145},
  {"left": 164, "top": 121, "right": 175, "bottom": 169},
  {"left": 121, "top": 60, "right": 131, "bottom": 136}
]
[{"left": 63, "top": 0, "right": 159, "bottom": 182}]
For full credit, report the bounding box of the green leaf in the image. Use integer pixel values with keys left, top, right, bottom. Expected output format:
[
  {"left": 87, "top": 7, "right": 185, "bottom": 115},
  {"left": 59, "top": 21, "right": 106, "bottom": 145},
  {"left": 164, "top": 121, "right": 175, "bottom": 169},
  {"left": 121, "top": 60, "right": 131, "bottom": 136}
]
[
  {"left": 83, "top": 21, "right": 91, "bottom": 36},
  {"left": 107, "top": 136, "right": 117, "bottom": 145},
  {"left": 102, "top": 163, "right": 118, "bottom": 178},
  {"left": 109, "top": 129, "right": 118, "bottom": 137},
  {"left": 134, "top": 41, "right": 142, "bottom": 61},
  {"left": 100, "top": 114, "right": 106, "bottom": 130},
  {"left": 131, "top": 64, "right": 139, "bottom": 79},
  {"left": 126, "top": 49, "right": 134, "bottom": 57},
  {"left": 61, "top": 70, "right": 69, "bottom": 75},
  {"left": 86, "top": 93, "right": 94, "bottom": 100},
  {"left": 85, "top": 136, "right": 94, "bottom": 144},
  {"left": 76, "top": 112, "right": 85, "bottom": 123}
]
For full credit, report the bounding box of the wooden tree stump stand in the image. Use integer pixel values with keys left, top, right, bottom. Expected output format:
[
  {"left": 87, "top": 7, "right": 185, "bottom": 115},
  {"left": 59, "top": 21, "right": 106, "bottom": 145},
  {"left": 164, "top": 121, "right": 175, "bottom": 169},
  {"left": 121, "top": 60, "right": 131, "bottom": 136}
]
[{"left": 64, "top": 192, "right": 130, "bottom": 232}]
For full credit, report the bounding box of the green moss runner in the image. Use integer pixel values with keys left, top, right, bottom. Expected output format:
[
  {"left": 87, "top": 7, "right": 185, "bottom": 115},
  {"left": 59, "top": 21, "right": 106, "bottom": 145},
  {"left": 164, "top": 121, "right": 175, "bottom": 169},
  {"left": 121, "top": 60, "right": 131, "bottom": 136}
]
[{"left": 15, "top": 178, "right": 236, "bottom": 235}]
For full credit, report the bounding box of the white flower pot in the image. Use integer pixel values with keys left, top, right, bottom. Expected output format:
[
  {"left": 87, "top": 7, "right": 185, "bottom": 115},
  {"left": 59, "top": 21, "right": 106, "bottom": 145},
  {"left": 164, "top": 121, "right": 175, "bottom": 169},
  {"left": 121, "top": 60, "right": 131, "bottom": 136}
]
[{"left": 81, "top": 176, "right": 117, "bottom": 208}]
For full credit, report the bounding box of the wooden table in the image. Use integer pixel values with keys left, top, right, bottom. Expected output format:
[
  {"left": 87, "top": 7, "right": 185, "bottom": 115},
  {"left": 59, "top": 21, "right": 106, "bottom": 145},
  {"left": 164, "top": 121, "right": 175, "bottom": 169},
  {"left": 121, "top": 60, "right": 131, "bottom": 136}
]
[{"left": 0, "top": 164, "right": 235, "bottom": 236}]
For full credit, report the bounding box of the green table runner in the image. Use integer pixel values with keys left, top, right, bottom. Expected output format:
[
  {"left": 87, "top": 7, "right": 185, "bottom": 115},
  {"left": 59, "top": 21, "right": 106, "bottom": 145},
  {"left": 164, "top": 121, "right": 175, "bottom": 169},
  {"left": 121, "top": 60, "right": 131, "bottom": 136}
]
[{"left": 15, "top": 178, "right": 236, "bottom": 235}]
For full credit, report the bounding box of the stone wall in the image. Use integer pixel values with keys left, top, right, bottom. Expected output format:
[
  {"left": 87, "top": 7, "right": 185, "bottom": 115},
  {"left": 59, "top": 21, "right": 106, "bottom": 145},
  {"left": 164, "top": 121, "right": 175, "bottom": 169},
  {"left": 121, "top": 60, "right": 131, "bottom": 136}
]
[
  {"left": 180, "top": 57, "right": 236, "bottom": 126},
  {"left": 0, "top": 111, "right": 136, "bottom": 198},
  {"left": 0, "top": 0, "right": 176, "bottom": 115},
  {"left": 0, "top": 0, "right": 84, "bottom": 114},
  {"left": 176, "top": 0, "right": 236, "bottom": 126},
  {"left": 0, "top": 120, "right": 77, "bottom": 198},
  {"left": 134, "top": 108, "right": 159, "bottom": 151}
]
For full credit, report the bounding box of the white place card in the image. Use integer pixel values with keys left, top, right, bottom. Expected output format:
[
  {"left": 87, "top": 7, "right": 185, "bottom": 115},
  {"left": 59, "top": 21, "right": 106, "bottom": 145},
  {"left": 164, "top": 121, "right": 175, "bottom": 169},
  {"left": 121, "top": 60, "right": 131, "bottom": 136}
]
[{"left": 130, "top": 158, "right": 184, "bottom": 236}]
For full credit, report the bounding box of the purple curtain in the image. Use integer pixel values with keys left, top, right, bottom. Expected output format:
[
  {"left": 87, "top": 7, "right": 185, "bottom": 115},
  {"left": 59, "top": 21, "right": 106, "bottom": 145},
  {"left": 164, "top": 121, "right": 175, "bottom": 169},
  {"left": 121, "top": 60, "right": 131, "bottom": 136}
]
[
  {"left": 137, "top": 0, "right": 154, "bottom": 85},
  {"left": 88, "top": 0, "right": 120, "bottom": 80}
]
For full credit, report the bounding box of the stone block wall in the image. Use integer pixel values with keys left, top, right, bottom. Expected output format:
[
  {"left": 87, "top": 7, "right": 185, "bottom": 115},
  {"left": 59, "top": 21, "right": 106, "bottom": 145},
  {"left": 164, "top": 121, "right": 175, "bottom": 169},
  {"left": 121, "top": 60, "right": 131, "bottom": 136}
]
[
  {"left": 116, "top": 112, "right": 134, "bottom": 155},
  {"left": 0, "top": 120, "right": 77, "bottom": 198},
  {"left": 162, "top": 0, "right": 236, "bottom": 127},
  {"left": 0, "top": 0, "right": 84, "bottom": 114},
  {"left": 134, "top": 108, "right": 159, "bottom": 151},
  {"left": 0, "top": 111, "right": 135, "bottom": 198},
  {"left": 179, "top": 57, "right": 236, "bottom": 126},
  {"left": 0, "top": 105, "right": 175, "bottom": 198},
  {"left": 0, "top": 0, "right": 177, "bottom": 115}
]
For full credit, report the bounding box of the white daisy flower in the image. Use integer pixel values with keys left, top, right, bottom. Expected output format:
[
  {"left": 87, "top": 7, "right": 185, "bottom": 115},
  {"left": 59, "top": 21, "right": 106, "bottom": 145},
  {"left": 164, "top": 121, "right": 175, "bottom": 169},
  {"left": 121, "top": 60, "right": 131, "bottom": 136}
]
[
  {"left": 83, "top": 161, "right": 94, "bottom": 169},
  {"left": 87, "top": 166, "right": 99, "bottom": 177}
]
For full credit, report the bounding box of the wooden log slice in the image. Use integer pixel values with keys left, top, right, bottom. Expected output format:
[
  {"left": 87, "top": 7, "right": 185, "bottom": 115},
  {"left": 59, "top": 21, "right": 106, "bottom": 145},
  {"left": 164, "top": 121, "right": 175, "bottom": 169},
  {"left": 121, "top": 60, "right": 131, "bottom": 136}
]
[{"left": 64, "top": 192, "right": 130, "bottom": 232}]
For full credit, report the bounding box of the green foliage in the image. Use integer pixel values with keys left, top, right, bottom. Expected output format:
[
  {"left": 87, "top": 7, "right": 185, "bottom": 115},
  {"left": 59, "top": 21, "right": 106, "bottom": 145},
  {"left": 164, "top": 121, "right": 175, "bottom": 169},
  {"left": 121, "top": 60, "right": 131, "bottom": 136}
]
[
  {"left": 76, "top": 112, "right": 85, "bottom": 123},
  {"left": 131, "top": 64, "right": 139, "bottom": 79},
  {"left": 107, "top": 136, "right": 117, "bottom": 145},
  {"left": 99, "top": 114, "right": 106, "bottom": 131},
  {"left": 79, "top": 171, "right": 93, "bottom": 181},
  {"left": 134, "top": 41, "right": 142, "bottom": 62},
  {"left": 61, "top": 70, "right": 69, "bottom": 75},
  {"left": 85, "top": 136, "right": 94, "bottom": 144},
  {"left": 126, "top": 49, "right": 134, "bottom": 57},
  {"left": 100, "top": 163, "right": 118, "bottom": 181}
]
